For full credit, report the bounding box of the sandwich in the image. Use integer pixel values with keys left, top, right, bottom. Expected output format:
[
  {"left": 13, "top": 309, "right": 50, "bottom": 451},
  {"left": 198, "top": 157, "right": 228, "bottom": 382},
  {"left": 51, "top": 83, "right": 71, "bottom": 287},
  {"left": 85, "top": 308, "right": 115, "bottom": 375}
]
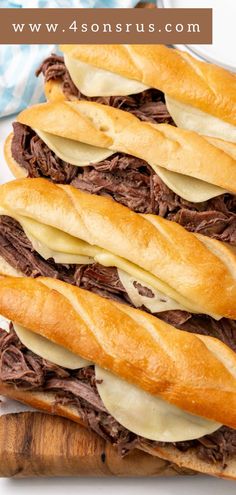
[
  {"left": 0, "top": 275, "right": 236, "bottom": 479},
  {"left": 0, "top": 177, "right": 236, "bottom": 348},
  {"left": 36, "top": 44, "right": 236, "bottom": 142},
  {"left": 5, "top": 100, "right": 236, "bottom": 244}
]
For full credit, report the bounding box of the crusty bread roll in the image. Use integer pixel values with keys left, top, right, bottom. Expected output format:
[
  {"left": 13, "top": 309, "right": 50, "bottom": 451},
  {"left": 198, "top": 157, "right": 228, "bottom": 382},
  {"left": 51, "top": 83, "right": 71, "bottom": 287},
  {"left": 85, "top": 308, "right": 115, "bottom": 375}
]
[
  {"left": 0, "top": 177, "right": 236, "bottom": 319},
  {"left": 6, "top": 100, "right": 236, "bottom": 194},
  {"left": 59, "top": 45, "right": 236, "bottom": 126},
  {"left": 1, "top": 275, "right": 236, "bottom": 426},
  {"left": 0, "top": 275, "right": 236, "bottom": 479}
]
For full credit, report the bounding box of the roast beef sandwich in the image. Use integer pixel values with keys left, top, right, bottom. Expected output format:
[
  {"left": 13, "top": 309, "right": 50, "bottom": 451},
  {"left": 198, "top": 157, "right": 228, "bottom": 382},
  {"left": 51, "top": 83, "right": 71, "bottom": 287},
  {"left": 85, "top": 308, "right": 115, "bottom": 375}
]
[
  {"left": 0, "top": 177, "right": 236, "bottom": 349},
  {"left": 0, "top": 275, "right": 236, "bottom": 479},
  {"left": 36, "top": 45, "right": 236, "bottom": 142},
  {"left": 5, "top": 101, "right": 236, "bottom": 244}
]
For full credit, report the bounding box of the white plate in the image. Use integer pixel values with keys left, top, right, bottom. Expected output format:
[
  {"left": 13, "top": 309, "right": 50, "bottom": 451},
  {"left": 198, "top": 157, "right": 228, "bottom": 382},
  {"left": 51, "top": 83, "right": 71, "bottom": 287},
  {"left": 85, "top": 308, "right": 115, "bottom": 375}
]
[{"left": 158, "top": 0, "right": 236, "bottom": 71}]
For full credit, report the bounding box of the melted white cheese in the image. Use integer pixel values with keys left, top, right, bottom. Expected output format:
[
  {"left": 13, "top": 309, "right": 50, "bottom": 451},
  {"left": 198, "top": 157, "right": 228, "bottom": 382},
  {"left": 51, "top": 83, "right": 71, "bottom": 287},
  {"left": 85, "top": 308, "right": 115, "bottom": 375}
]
[
  {"left": 118, "top": 269, "right": 186, "bottom": 313},
  {"left": 2, "top": 214, "right": 211, "bottom": 315},
  {"left": 14, "top": 323, "right": 91, "bottom": 369},
  {"left": 25, "top": 229, "right": 94, "bottom": 265},
  {"left": 153, "top": 165, "right": 227, "bottom": 203},
  {"left": 35, "top": 128, "right": 114, "bottom": 166},
  {"left": 18, "top": 216, "right": 101, "bottom": 257},
  {"left": 35, "top": 120, "right": 227, "bottom": 204},
  {"left": 95, "top": 366, "right": 221, "bottom": 442},
  {"left": 95, "top": 366, "right": 220, "bottom": 442},
  {"left": 95, "top": 252, "right": 200, "bottom": 314},
  {"left": 13, "top": 215, "right": 195, "bottom": 312},
  {"left": 64, "top": 54, "right": 149, "bottom": 97},
  {"left": 165, "top": 95, "right": 236, "bottom": 143}
]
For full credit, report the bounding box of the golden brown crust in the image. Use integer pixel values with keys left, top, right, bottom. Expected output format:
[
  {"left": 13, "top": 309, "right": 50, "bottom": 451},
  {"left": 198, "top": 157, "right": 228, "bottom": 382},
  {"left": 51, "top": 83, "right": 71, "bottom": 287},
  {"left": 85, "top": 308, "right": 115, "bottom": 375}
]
[
  {"left": 4, "top": 133, "right": 27, "bottom": 179},
  {"left": 44, "top": 79, "right": 78, "bottom": 102},
  {"left": 60, "top": 44, "right": 236, "bottom": 126},
  {"left": 17, "top": 101, "right": 113, "bottom": 148},
  {"left": 0, "top": 275, "right": 236, "bottom": 427},
  {"left": 1, "top": 177, "right": 236, "bottom": 318},
  {"left": 14, "top": 100, "right": 236, "bottom": 193}
]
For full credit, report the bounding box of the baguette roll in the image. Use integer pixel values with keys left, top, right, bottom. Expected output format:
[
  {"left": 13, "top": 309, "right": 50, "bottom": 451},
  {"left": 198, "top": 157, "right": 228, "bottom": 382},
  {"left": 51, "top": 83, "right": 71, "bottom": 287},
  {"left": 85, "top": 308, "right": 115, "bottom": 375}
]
[
  {"left": 50, "top": 45, "right": 236, "bottom": 140},
  {"left": 6, "top": 100, "right": 236, "bottom": 201},
  {"left": 1, "top": 178, "right": 236, "bottom": 319},
  {"left": 0, "top": 275, "right": 235, "bottom": 426},
  {"left": 0, "top": 275, "right": 236, "bottom": 479},
  {"left": 18, "top": 101, "right": 236, "bottom": 191}
]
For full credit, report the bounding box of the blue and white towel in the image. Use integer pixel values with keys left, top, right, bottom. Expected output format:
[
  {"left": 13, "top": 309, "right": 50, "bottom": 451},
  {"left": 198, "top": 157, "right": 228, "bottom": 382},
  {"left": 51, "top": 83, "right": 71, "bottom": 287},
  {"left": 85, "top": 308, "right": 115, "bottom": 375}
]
[{"left": 0, "top": 0, "right": 138, "bottom": 118}]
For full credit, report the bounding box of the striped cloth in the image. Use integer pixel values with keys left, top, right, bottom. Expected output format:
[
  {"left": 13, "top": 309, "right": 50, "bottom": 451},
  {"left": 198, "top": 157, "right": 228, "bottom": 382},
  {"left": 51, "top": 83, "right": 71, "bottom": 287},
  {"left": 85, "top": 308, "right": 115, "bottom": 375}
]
[{"left": 0, "top": 0, "right": 138, "bottom": 118}]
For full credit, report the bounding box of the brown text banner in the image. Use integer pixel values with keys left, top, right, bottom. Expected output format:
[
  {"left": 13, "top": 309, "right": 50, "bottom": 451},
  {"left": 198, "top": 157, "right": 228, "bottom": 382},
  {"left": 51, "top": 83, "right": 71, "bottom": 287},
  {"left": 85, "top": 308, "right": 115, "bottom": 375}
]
[{"left": 0, "top": 8, "right": 212, "bottom": 44}]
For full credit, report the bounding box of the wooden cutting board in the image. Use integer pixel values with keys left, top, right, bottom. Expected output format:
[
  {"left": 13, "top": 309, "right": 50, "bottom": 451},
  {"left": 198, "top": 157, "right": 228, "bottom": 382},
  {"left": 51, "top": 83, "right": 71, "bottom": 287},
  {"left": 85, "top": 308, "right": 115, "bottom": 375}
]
[{"left": 0, "top": 412, "right": 194, "bottom": 477}]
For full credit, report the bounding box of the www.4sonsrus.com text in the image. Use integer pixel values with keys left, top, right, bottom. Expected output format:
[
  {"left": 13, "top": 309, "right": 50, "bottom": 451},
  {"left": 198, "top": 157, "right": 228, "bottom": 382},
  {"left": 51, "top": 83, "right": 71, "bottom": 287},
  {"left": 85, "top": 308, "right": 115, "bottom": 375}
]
[{"left": 12, "top": 20, "right": 201, "bottom": 34}]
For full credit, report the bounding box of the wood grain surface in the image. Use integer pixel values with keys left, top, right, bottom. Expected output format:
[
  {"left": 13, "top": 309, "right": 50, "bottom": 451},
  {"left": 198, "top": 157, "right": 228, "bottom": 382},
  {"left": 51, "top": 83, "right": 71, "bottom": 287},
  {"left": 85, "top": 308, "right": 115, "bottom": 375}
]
[{"left": 0, "top": 412, "right": 194, "bottom": 477}]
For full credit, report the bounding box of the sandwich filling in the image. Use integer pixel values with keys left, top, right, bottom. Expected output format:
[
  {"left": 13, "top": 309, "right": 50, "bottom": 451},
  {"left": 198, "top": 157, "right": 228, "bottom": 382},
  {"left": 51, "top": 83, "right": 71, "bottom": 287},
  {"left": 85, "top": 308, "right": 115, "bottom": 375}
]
[
  {"left": 1, "top": 215, "right": 236, "bottom": 352},
  {"left": 11, "top": 122, "right": 236, "bottom": 245},
  {"left": 0, "top": 323, "right": 236, "bottom": 466},
  {"left": 9, "top": 54, "right": 235, "bottom": 244},
  {"left": 37, "top": 53, "right": 236, "bottom": 142},
  {"left": 36, "top": 55, "right": 173, "bottom": 125}
]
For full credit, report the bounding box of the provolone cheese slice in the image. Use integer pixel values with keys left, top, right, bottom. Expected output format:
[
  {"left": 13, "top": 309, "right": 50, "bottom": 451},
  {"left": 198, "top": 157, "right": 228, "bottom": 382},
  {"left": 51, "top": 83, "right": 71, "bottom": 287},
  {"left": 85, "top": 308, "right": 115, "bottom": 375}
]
[
  {"left": 9, "top": 214, "right": 198, "bottom": 313},
  {"left": 25, "top": 229, "right": 94, "bottom": 265},
  {"left": 95, "top": 252, "right": 200, "bottom": 314},
  {"left": 64, "top": 54, "right": 149, "bottom": 97},
  {"left": 95, "top": 366, "right": 220, "bottom": 442},
  {"left": 7, "top": 213, "right": 196, "bottom": 312},
  {"left": 166, "top": 95, "right": 236, "bottom": 143},
  {"left": 14, "top": 323, "right": 91, "bottom": 369},
  {"left": 18, "top": 216, "right": 102, "bottom": 257},
  {"left": 154, "top": 165, "right": 227, "bottom": 203},
  {"left": 35, "top": 128, "right": 227, "bottom": 203},
  {"left": 118, "top": 269, "right": 186, "bottom": 313},
  {"left": 35, "top": 128, "right": 114, "bottom": 166},
  {"left": 1, "top": 212, "right": 216, "bottom": 317}
]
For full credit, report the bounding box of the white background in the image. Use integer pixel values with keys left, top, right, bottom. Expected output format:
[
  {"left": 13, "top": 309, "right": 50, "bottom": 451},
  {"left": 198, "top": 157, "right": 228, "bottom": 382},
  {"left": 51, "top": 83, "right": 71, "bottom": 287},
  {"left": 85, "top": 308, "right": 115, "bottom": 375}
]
[{"left": 160, "top": 0, "right": 236, "bottom": 71}]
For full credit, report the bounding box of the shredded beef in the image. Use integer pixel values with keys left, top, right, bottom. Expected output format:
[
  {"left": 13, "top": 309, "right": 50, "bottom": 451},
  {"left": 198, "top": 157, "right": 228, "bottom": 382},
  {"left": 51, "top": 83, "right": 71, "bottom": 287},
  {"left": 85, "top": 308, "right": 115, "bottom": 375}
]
[
  {"left": 11, "top": 122, "right": 77, "bottom": 183},
  {"left": 0, "top": 216, "right": 75, "bottom": 282},
  {"left": 36, "top": 54, "right": 174, "bottom": 125},
  {"left": 170, "top": 427, "right": 236, "bottom": 465},
  {"left": 0, "top": 326, "right": 69, "bottom": 389},
  {"left": 74, "top": 263, "right": 131, "bottom": 304},
  {"left": 11, "top": 123, "right": 236, "bottom": 244},
  {"left": 0, "top": 325, "right": 235, "bottom": 464}
]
